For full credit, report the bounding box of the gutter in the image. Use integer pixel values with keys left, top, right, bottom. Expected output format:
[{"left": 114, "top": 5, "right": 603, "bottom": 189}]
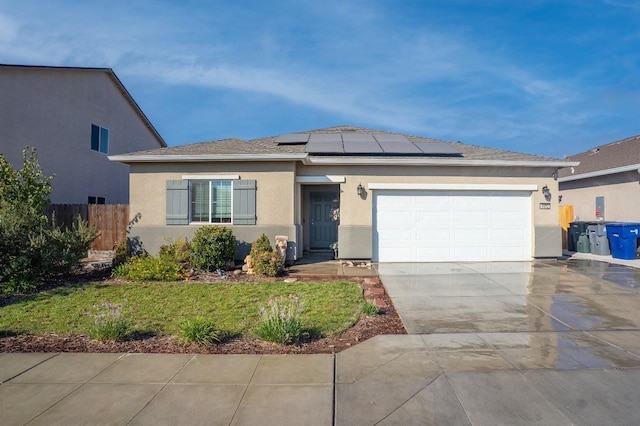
[
  {"left": 558, "top": 163, "right": 640, "bottom": 182},
  {"left": 108, "top": 153, "right": 308, "bottom": 163},
  {"left": 110, "top": 152, "right": 577, "bottom": 168}
]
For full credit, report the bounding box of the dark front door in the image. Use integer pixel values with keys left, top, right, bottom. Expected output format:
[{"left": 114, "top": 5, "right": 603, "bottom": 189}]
[{"left": 310, "top": 192, "right": 338, "bottom": 249}]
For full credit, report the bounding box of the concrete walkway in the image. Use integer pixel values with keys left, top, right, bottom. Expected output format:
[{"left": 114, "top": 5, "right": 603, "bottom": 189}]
[{"left": 3, "top": 258, "right": 640, "bottom": 424}]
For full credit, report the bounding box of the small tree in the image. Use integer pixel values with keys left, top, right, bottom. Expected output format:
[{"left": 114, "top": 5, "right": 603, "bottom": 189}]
[{"left": 0, "top": 147, "right": 96, "bottom": 284}]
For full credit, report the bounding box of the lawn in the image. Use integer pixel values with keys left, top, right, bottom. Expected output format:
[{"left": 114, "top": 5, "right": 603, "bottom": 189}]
[{"left": 0, "top": 280, "right": 366, "bottom": 340}]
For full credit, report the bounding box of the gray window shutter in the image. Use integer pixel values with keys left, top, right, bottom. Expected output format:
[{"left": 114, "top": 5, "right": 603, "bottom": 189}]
[
  {"left": 233, "top": 180, "right": 256, "bottom": 225},
  {"left": 166, "top": 180, "right": 189, "bottom": 225}
]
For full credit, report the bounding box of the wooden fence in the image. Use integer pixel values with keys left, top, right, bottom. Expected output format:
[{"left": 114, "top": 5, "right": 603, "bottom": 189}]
[{"left": 45, "top": 204, "right": 130, "bottom": 250}]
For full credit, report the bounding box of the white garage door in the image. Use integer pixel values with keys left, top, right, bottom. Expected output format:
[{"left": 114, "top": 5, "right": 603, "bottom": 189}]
[{"left": 374, "top": 190, "right": 532, "bottom": 262}]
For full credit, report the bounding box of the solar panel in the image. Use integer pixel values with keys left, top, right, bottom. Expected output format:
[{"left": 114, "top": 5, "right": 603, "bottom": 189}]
[
  {"left": 275, "top": 133, "right": 310, "bottom": 145},
  {"left": 343, "top": 133, "right": 383, "bottom": 154},
  {"left": 415, "top": 141, "right": 461, "bottom": 155},
  {"left": 373, "top": 134, "right": 422, "bottom": 154},
  {"left": 306, "top": 133, "right": 344, "bottom": 153}
]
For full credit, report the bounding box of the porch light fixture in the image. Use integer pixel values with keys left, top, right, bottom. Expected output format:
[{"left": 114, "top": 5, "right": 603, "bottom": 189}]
[
  {"left": 356, "top": 183, "right": 364, "bottom": 196},
  {"left": 542, "top": 185, "right": 551, "bottom": 202}
]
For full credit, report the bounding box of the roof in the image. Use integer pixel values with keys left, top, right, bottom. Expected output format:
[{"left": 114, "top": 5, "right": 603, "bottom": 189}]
[
  {"left": 110, "top": 126, "right": 573, "bottom": 168},
  {"left": 558, "top": 134, "right": 640, "bottom": 182},
  {"left": 0, "top": 64, "right": 167, "bottom": 148}
]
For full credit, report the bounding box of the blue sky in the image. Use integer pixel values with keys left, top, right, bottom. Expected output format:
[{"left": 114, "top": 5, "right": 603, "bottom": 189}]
[{"left": 1, "top": 0, "right": 638, "bottom": 158}]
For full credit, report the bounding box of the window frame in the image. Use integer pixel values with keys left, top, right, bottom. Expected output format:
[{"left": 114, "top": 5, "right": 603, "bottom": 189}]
[
  {"left": 189, "top": 179, "right": 234, "bottom": 225},
  {"left": 90, "top": 124, "right": 109, "bottom": 154}
]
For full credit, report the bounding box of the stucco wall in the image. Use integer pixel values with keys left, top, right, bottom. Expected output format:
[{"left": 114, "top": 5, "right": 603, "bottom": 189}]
[
  {"left": 128, "top": 160, "right": 561, "bottom": 260},
  {"left": 297, "top": 164, "right": 559, "bottom": 226},
  {"left": 560, "top": 171, "right": 640, "bottom": 222},
  {"left": 0, "top": 67, "right": 163, "bottom": 204}
]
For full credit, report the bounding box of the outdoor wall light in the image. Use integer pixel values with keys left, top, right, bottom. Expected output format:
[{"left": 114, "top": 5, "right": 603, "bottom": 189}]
[
  {"left": 357, "top": 183, "right": 364, "bottom": 196},
  {"left": 542, "top": 185, "right": 552, "bottom": 202}
]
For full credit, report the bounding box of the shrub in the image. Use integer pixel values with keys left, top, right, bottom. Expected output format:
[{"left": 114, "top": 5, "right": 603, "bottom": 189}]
[
  {"left": 86, "top": 302, "right": 129, "bottom": 342},
  {"left": 179, "top": 317, "right": 223, "bottom": 345},
  {"left": 254, "top": 295, "right": 304, "bottom": 344},
  {"left": 253, "top": 250, "right": 284, "bottom": 277},
  {"left": 191, "top": 226, "right": 235, "bottom": 272},
  {"left": 0, "top": 147, "right": 96, "bottom": 284},
  {"left": 38, "top": 215, "right": 97, "bottom": 275},
  {"left": 1, "top": 275, "right": 37, "bottom": 296},
  {"left": 250, "top": 233, "right": 273, "bottom": 258},
  {"left": 159, "top": 236, "right": 192, "bottom": 268},
  {"left": 113, "top": 240, "right": 131, "bottom": 267},
  {"left": 113, "top": 255, "right": 185, "bottom": 281}
]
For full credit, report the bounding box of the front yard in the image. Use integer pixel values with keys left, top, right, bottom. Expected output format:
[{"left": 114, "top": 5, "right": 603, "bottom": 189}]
[{"left": 0, "top": 277, "right": 405, "bottom": 354}]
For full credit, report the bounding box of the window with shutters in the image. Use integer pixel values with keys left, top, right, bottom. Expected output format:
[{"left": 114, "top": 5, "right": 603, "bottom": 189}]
[
  {"left": 191, "top": 180, "right": 232, "bottom": 223},
  {"left": 165, "top": 179, "right": 256, "bottom": 226}
]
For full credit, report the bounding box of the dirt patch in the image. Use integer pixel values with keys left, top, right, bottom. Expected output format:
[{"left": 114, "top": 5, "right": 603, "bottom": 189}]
[{"left": 0, "top": 270, "right": 407, "bottom": 355}]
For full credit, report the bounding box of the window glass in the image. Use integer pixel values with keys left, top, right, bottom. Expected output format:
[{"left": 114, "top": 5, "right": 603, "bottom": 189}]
[
  {"left": 91, "top": 125, "right": 100, "bottom": 151},
  {"left": 190, "top": 181, "right": 209, "bottom": 222},
  {"left": 99, "top": 127, "right": 109, "bottom": 154},
  {"left": 211, "top": 181, "right": 232, "bottom": 223}
]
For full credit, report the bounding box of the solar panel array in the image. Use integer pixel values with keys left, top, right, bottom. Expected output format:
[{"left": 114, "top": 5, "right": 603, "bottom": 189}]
[{"left": 276, "top": 133, "right": 461, "bottom": 156}]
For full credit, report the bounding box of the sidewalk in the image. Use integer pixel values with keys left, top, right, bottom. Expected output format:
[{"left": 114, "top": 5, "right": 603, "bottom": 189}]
[{"left": 3, "top": 343, "right": 640, "bottom": 425}]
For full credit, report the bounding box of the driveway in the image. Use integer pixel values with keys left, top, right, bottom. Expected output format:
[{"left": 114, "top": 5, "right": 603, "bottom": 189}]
[{"left": 378, "top": 260, "right": 640, "bottom": 335}]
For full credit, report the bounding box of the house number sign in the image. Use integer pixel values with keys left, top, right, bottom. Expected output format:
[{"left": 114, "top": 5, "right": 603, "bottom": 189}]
[{"left": 539, "top": 203, "right": 551, "bottom": 209}]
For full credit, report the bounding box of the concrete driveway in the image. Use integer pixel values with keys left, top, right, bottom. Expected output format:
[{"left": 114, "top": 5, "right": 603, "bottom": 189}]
[{"left": 378, "top": 259, "right": 640, "bottom": 335}]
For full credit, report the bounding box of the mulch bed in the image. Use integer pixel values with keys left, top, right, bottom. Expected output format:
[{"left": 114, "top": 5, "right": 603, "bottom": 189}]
[{"left": 0, "top": 269, "right": 407, "bottom": 355}]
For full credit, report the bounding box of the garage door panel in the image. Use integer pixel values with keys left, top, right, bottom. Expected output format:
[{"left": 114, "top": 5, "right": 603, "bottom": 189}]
[{"left": 374, "top": 190, "right": 531, "bottom": 262}]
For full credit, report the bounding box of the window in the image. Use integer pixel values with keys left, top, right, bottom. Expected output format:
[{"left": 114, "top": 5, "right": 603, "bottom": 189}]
[
  {"left": 190, "top": 180, "right": 232, "bottom": 223},
  {"left": 88, "top": 196, "right": 106, "bottom": 204},
  {"left": 91, "top": 124, "right": 109, "bottom": 154},
  {"left": 166, "top": 179, "right": 256, "bottom": 225}
]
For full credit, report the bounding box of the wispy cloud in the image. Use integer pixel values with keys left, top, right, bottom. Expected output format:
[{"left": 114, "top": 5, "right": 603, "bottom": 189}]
[{"left": 0, "top": 1, "right": 637, "bottom": 156}]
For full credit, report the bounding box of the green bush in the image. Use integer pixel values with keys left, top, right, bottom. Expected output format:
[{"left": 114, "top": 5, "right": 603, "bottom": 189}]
[
  {"left": 0, "top": 147, "right": 96, "bottom": 285},
  {"left": 253, "top": 250, "right": 284, "bottom": 277},
  {"left": 113, "top": 240, "right": 131, "bottom": 267},
  {"left": 250, "top": 233, "right": 273, "bottom": 258},
  {"left": 86, "top": 302, "right": 129, "bottom": 342},
  {"left": 159, "top": 236, "right": 192, "bottom": 268},
  {"left": 191, "top": 226, "right": 235, "bottom": 272},
  {"left": 38, "top": 215, "right": 97, "bottom": 275},
  {"left": 254, "top": 295, "right": 304, "bottom": 344},
  {"left": 1, "top": 275, "right": 37, "bottom": 296},
  {"left": 179, "top": 317, "right": 223, "bottom": 345},
  {"left": 113, "top": 256, "right": 185, "bottom": 281}
]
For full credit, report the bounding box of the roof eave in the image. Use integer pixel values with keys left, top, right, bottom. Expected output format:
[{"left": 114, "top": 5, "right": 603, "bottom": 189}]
[
  {"left": 302, "top": 157, "right": 577, "bottom": 167},
  {"left": 558, "top": 163, "right": 640, "bottom": 182},
  {"left": 108, "top": 154, "right": 308, "bottom": 163}
]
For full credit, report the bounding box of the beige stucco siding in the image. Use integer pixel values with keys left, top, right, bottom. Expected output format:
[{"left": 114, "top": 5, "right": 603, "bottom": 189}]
[
  {"left": 129, "top": 161, "right": 296, "bottom": 226},
  {"left": 297, "top": 164, "right": 559, "bottom": 227},
  {"left": 560, "top": 171, "right": 640, "bottom": 222}
]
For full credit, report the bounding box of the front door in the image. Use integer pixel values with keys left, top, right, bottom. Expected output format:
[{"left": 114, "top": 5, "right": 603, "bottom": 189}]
[{"left": 310, "top": 192, "right": 338, "bottom": 249}]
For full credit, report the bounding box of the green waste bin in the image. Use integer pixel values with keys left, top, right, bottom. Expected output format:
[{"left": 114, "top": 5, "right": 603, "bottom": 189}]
[{"left": 577, "top": 232, "right": 591, "bottom": 253}]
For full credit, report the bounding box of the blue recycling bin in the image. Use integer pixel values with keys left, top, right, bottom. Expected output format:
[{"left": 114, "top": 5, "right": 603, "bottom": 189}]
[{"left": 606, "top": 223, "right": 640, "bottom": 260}]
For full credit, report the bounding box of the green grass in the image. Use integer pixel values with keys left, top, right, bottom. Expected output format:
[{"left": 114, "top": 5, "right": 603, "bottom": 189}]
[{"left": 0, "top": 281, "right": 365, "bottom": 340}]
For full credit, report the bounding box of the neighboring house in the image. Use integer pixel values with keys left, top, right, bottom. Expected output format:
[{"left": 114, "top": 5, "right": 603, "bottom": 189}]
[
  {"left": 0, "top": 64, "right": 166, "bottom": 204},
  {"left": 558, "top": 135, "right": 640, "bottom": 222},
  {"left": 110, "top": 126, "right": 575, "bottom": 263}
]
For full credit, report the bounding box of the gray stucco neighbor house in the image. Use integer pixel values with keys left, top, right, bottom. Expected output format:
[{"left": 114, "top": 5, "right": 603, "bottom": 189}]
[
  {"left": 0, "top": 64, "right": 166, "bottom": 204},
  {"left": 110, "top": 126, "right": 576, "bottom": 262},
  {"left": 559, "top": 134, "right": 640, "bottom": 222}
]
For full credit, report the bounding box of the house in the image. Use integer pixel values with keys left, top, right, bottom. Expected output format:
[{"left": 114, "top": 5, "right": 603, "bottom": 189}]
[
  {"left": 558, "top": 135, "right": 640, "bottom": 222},
  {"left": 110, "top": 126, "right": 575, "bottom": 263},
  {"left": 0, "top": 64, "right": 166, "bottom": 204}
]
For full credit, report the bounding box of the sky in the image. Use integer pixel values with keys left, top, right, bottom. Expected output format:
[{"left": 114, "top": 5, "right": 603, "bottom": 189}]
[{"left": 0, "top": 0, "right": 639, "bottom": 158}]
